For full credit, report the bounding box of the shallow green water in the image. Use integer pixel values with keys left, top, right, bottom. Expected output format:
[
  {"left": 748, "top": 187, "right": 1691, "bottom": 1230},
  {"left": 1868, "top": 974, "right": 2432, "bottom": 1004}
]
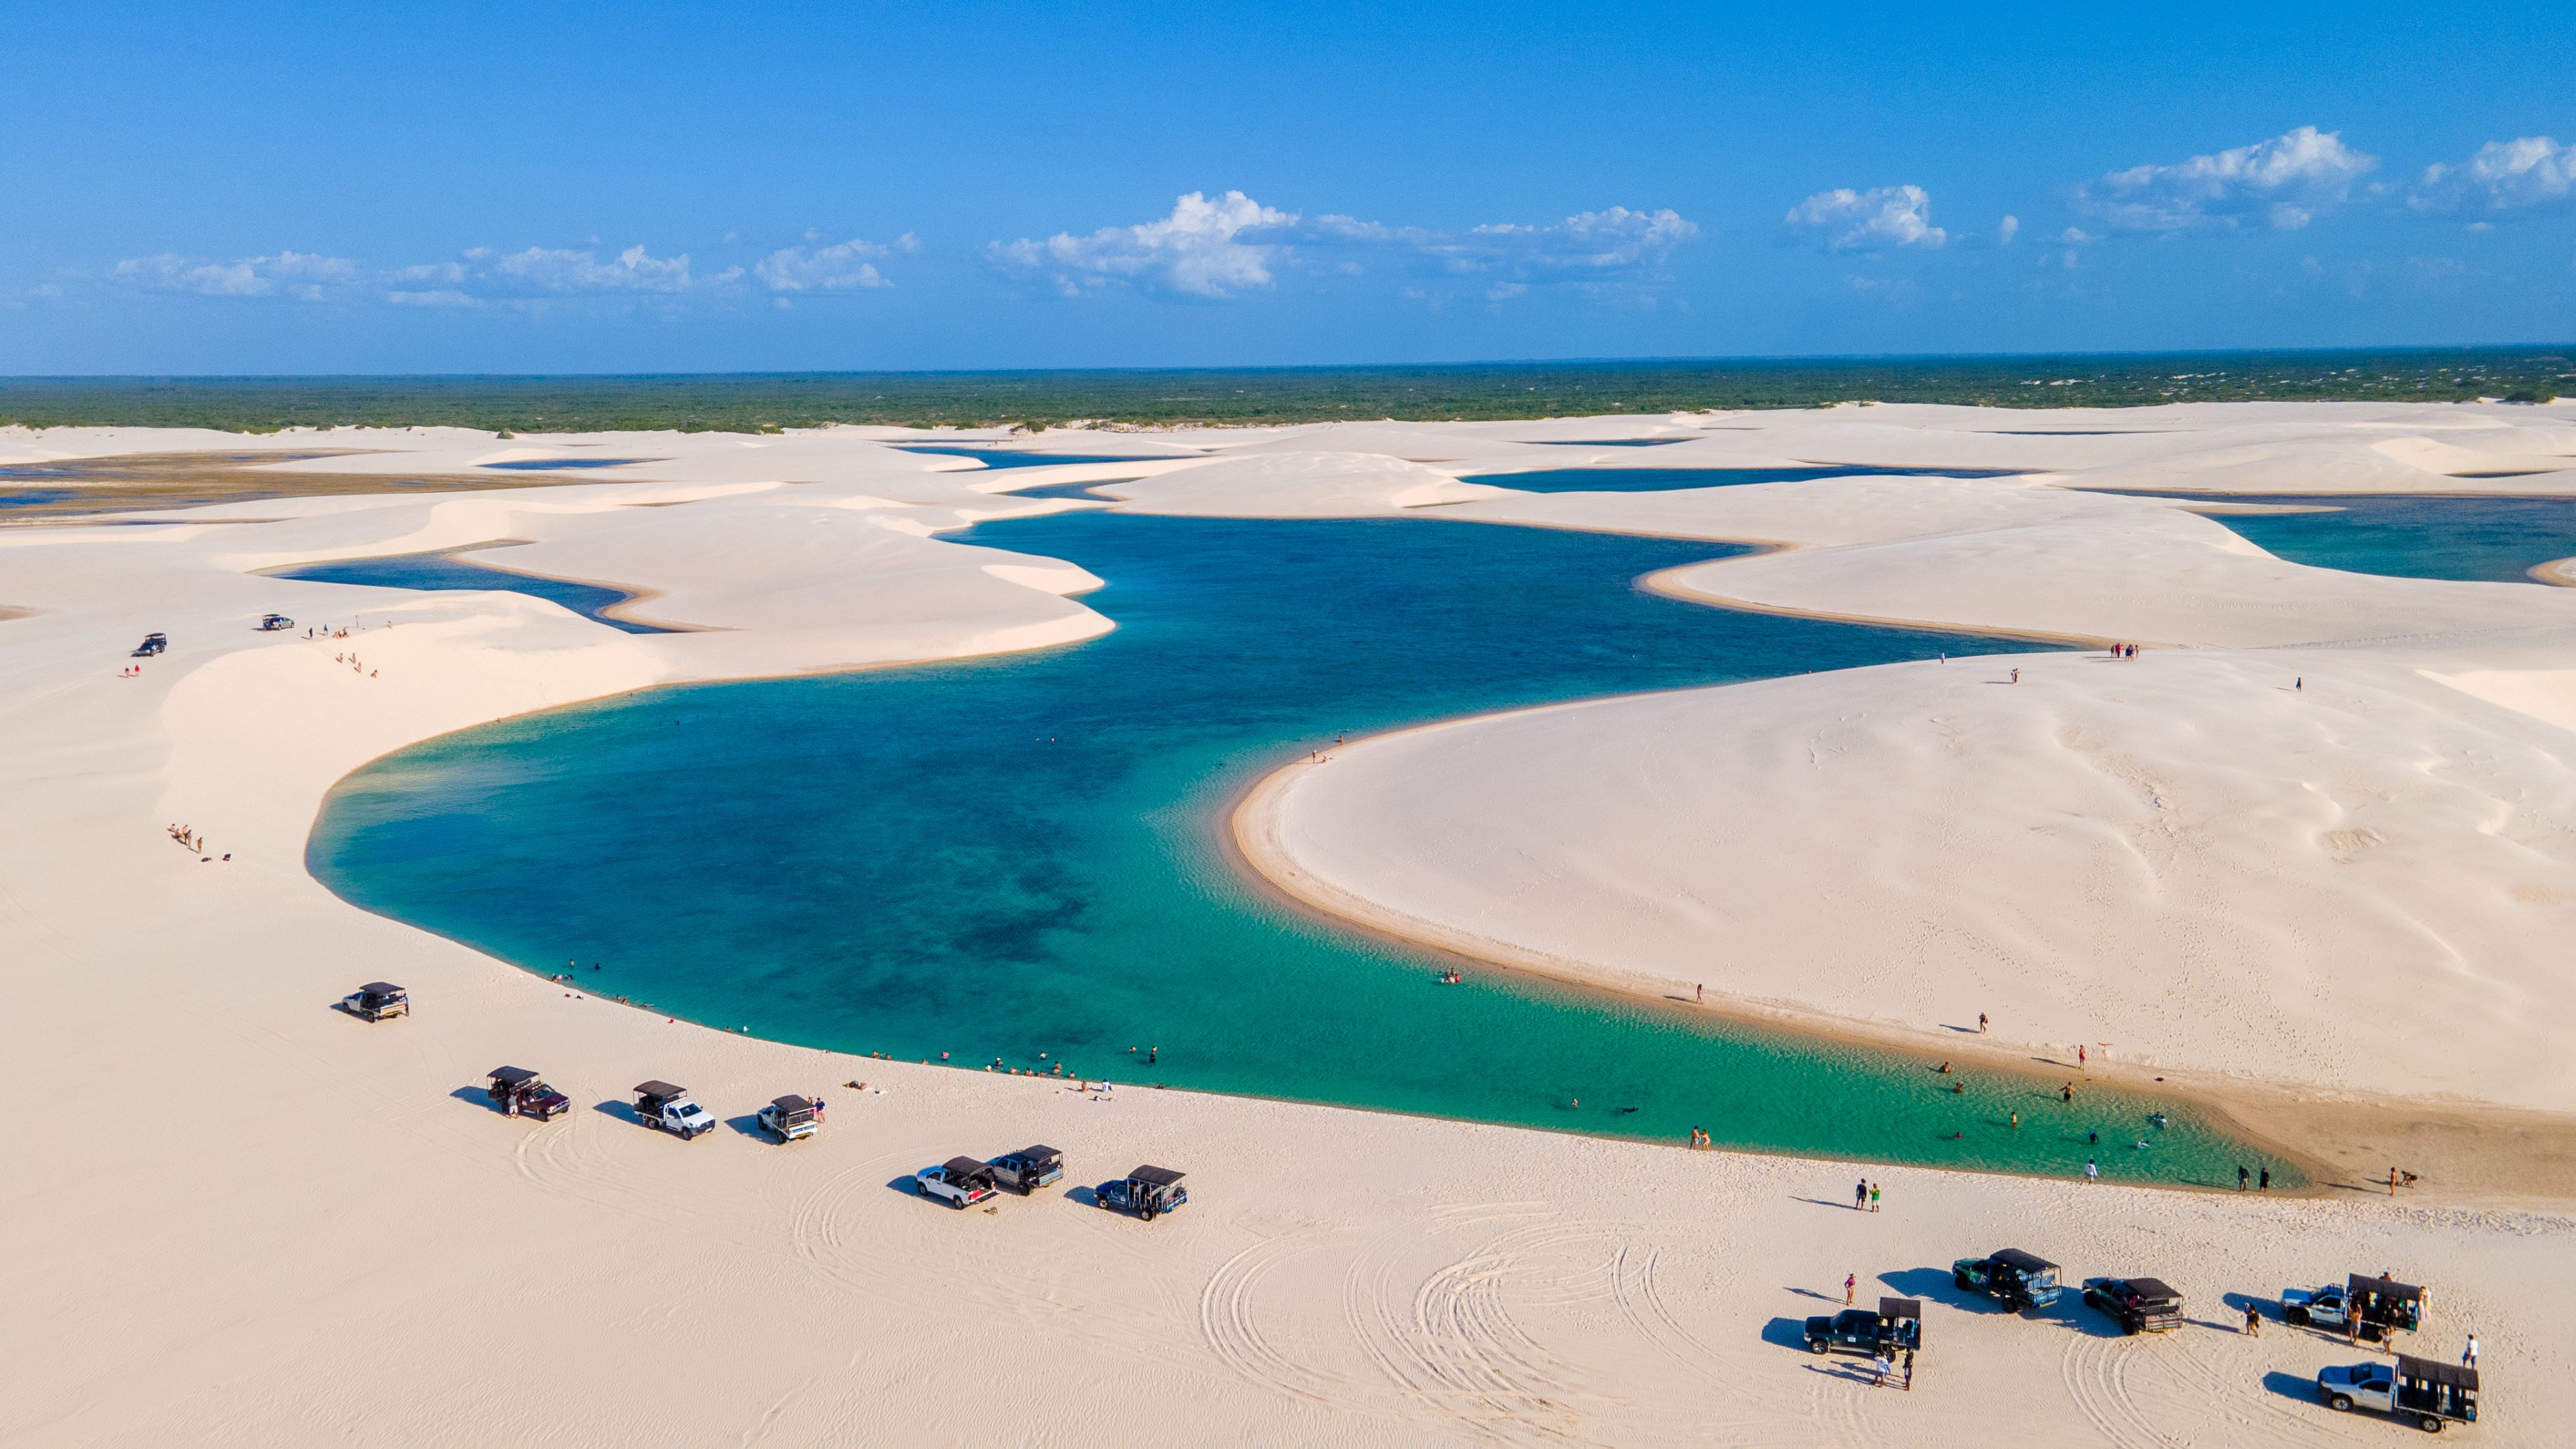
[{"left": 308, "top": 511, "right": 2281, "bottom": 1187}]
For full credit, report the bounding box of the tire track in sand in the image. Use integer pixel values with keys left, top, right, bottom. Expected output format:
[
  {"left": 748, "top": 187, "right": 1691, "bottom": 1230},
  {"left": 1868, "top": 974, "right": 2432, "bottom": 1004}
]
[{"left": 1199, "top": 1231, "right": 1359, "bottom": 1408}]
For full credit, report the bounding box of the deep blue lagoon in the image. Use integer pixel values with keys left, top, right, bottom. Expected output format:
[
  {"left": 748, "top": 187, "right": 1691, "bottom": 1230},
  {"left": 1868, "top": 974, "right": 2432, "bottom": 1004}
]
[
  {"left": 276, "top": 549, "right": 677, "bottom": 635},
  {"left": 309, "top": 510, "right": 2274, "bottom": 1185},
  {"left": 1462, "top": 465, "right": 2010, "bottom": 493}
]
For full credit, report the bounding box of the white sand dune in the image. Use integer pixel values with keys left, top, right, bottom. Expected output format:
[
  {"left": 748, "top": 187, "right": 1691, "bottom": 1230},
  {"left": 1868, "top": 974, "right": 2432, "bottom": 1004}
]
[{"left": 6, "top": 407, "right": 2576, "bottom": 1444}]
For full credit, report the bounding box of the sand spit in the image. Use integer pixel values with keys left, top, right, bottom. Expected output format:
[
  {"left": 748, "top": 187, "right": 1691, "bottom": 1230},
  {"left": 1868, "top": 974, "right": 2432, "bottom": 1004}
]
[{"left": 7, "top": 408, "right": 2576, "bottom": 1444}]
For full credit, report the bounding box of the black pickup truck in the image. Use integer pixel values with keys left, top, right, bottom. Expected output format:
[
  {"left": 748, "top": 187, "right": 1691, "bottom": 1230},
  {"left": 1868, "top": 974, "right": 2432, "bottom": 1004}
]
[
  {"left": 1804, "top": 1298, "right": 1924, "bottom": 1356},
  {"left": 2082, "top": 1277, "right": 2184, "bottom": 1334}
]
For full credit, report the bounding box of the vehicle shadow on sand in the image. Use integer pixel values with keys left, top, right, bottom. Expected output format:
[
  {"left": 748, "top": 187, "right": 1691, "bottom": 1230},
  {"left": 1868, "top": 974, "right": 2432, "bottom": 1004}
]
[
  {"left": 591, "top": 1100, "right": 644, "bottom": 1126},
  {"left": 1877, "top": 1268, "right": 2121, "bottom": 1338},
  {"left": 1878, "top": 1268, "right": 1984, "bottom": 1313},
  {"left": 2261, "top": 1369, "right": 2324, "bottom": 1406},
  {"left": 449, "top": 1086, "right": 508, "bottom": 1115},
  {"left": 723, "top": 1113, "right": 771, "bottom": 1140},
  {"left": 1759, "top": 1316, "right": 1811, "bottom": 1351}
]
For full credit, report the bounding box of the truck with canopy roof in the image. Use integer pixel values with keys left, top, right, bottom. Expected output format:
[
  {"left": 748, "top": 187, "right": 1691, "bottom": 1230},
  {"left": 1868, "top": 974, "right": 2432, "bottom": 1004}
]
[
  {"left": 2082, "top": 1277, "right": 2184, "bottom": 1334},
  {"left": 2318, "top": 1354, "right": 2478, "bottom": 1432},
  {"left": 757, "top": 1094, "right": 819, "bottom": 1142},
  {"left": 2285, "top": 1274, "right": 2428, "bottom": 1340},
  {"left": 632, "top": 1081, "right": 714, "bottom": 1139},
  {"left": 341, "top": 982, "right": 409, "bottom": 1022},
  {"left": 1952, "top": 1250, "right": 2063, "bottom": 1312},
  {"left": 486, "top": 1066, "right": 569, "bottom": 1121},
  {"left": 1804, "top": 1298, "right": 1923, "bottom": 1357},
  {"left": 989, "top": 1145, "right": 1064, "bottom": 1194},
  {"left": 918, "top": 1157, "right": 1000, "bottom": 1209},
  {"left": 1096, "top": 1165, "right": 1188, "bottom": 1221}
]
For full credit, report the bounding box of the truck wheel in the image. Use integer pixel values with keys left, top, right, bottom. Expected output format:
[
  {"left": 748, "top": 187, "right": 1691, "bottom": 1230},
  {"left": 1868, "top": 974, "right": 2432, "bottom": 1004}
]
[
  {"left": 1953, "top": 1273, "right": 1972, "bottom": 1292},
  {"left": 2329, "top": 1395, "right": 2353, "bottom": 1413},
  {"left": 2285, "top": 1307, "right": 2309, "bottom": 1326},
  {"left": 1142, "top": 1206, "right": 1157, "bottom": 1222},
  {"left": 1806, "top": 1340, "right": 1828, "bottom": 1355},
  {"left": 2418, "top": 1416, "right": 2443, "bottom": 1433},
  {"left": 2121, "top": 1320, "right": 2138, "bottom": 1336}
]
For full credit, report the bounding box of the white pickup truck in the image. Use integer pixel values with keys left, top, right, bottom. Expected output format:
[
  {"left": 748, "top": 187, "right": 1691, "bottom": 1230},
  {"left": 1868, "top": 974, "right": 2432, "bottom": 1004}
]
[
  {"left": 757, "top": 1094, "right": 820, "bottom": 1142},
  {"left": 917, "top": 1157, "right": 999, "bottom": 1209},
  {"left": 633, "top": 1081, "right": 715, "bottom": 1140},
  {"left": 2316, "top": 1355, "right": 2479, "bottom": 1432}
]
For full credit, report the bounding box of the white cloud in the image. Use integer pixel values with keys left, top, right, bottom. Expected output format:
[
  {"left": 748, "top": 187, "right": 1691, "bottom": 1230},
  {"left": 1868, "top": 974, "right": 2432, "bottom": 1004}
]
[
  {"left": 111, "top": 250, "right": 358, "bottom": 298},
  {"left": 2413, "top": 136, "right": 2576, "bottom": 216},
  {"left": 383, "top": 289, "right": 482, "bottom": 308},
  {"left": 2075, "top": 125, "right": 2376, "bottom": 233},
  {"left": 486, "top": 244, "right": 731, "bottom": 293},
  {"left": 1998, "top": 214, "right": 2020, "bottom": 244},
  {"left": 1784, "top": 186, "right": 1946, "bottom": 250},
  {"left": 1457, "top": 206, "right": 1697, "bottom": 274},
  {"left": 991, "top": 194, "right": 1693, "bottom": 301},
  {"left": 990, "top": 191, "right": 1296, "bottom": 298},
  {"left": 754, "top": 237, "right": 900, "bottom": 292}
]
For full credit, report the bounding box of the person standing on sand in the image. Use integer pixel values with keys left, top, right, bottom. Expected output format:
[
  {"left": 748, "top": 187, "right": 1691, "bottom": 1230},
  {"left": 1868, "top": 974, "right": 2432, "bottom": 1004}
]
[
  {"left": 1870, "top": 1351, "right": 1890, "bottom": 1387},
  {"left": 1902, "top": 1349, "right": 1914, "bottom": 1391},
  {"left": 1844, "top": 1273, "right": 1857, "bottom": 1305},
  {"left": 2011, "top": 668, "right": 2020, "bottom": 683},
  {"left": 2463, "top": 1333, "right": 2478, "bottom": 1369},
  {"left": 1855, "top": 1179, "right": 1868, "bottom": 1211},
  {"left": 2085, "top": 1159, "right": 2098, "bottom": 1184},
  {"left": 1695, "top": 983, "right": 1703, "bottom": 1003},
  {"left": 2077, "top": 1044, "right": 2086, "bottom": 1068},
  {"left": 2244, "top": 1302, "right": 2262, "bottom": 1336},
  {"left": 1978, "top": 1012, "right": 1988, "bottom": 1033},
  {"left": 1869, "top": 1182, "right": 1881, "bottom": 1212},
  {"left": 2388, "top": 1166, "right": 2399, "bottom": 1196}
]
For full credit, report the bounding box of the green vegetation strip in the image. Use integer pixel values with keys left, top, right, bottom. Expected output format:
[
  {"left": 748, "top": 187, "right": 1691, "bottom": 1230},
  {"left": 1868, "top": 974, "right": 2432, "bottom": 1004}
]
[{"left": 3, "top": 349, "right": 2568, "bottom": 435}]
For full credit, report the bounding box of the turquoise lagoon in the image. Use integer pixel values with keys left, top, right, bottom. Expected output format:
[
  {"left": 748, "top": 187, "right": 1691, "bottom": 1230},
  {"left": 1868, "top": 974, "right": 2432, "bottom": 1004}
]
[
  {"left": 2199, "top": 494, "right": 2576, "bottom": 584},
  {"left": 308, "top": 510, "right": 2278, "bottom": 1187}
]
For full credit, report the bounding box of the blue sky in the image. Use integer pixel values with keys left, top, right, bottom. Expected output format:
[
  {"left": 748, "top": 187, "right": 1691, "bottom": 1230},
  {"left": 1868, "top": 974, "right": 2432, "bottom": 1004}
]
[{"left": 2, "top": 1, "right": 2569, "bottom": 373}]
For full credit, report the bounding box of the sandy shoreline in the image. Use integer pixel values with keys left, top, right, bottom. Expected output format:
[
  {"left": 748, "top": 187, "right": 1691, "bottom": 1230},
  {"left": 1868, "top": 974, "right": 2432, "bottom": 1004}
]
[
  {"left": 1231, "top": 745, "right": 2576, "bottom": 1207},
  {"left": 12, "top": 410, "right": 2576, "bottom": 1444}
]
